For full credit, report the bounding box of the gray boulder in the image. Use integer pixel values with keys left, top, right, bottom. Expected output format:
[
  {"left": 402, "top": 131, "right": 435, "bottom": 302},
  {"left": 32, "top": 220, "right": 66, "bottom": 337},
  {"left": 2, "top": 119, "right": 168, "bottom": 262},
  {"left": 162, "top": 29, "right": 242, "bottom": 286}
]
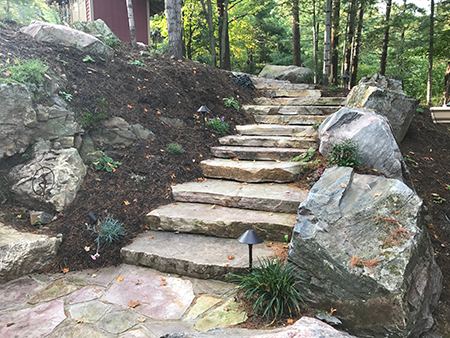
[
  {"left": 346, "top": 73, "right": 419, "bottom": 142},
  {"left": 319, "top": 107, "right": 413, "bottom": 190},
  {"left": 259, "top": 65, "right": 313, "bottom": 84},
  {"left": 20, "top": 21, "right": 114, "bottom": 57},
  {"left": 9, "top": 140, "right": 86, "bottom": 211},
  {"left": 0, "top": 222, "right": 61, "bottom": 283},
  {"left": 289, "top": 166, "right": 442, "bottom": 337},
  {"left": 71, "top": 19, "right": 119, "bottom": 42},
  {"left": 0, "top": 83, "right": 37, "bottom": 160}
]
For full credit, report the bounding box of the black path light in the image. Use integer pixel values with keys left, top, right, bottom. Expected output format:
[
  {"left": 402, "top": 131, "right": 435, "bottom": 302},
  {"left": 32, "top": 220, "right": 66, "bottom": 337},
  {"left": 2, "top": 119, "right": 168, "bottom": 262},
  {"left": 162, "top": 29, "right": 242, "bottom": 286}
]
[
  {"left": 238, "top": 229, "right": 264, "bottom": 272},
  {"left": 88, "top": 212, "right": 97, "bottom": 224},
  {"left": 197, "top": 106, "right": 210, "bottom": 125}
]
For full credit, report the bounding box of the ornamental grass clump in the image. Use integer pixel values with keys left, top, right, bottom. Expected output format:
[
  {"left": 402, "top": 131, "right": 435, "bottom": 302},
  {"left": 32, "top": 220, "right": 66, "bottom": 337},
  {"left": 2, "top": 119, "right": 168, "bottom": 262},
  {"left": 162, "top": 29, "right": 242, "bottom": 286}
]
[
  {"left": 327, "top": 139, "right": 361, "bottom": 167},
  {"left": 229, "top": 257, "right": 305, "bottom": 323},
  {"left": 87, "top": 215, "right": 125, "bottom": 259},
  {"left": 206, "top": 116, "right": 229, "bottom": 135}
]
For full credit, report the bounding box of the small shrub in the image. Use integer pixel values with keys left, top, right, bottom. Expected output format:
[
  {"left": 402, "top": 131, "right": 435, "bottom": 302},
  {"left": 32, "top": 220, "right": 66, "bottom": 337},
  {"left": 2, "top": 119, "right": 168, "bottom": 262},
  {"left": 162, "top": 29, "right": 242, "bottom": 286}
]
[
  {"left": 99, "top": 37, "right": 121, "bottom": 49},
  {"left": 416, "top": 108, "right": 424, "bottom": 114},
  {"left": 87, "top": 150, "right": 122, "bottom": 172},
  {"left": 97, "top": 215, "right": 125, "bottom": 244},
  {"left": 59, "top": 91, "right": 73, "bottom": 102},
  {"left": 312, "top": 121, "right": 322, "bottom": 129},
  {"left": 81, "top": 111, "right": 107, "bottom": 128},
  {"left": 2, "top": 59, "right": 48, "bottom": 85},
  {"left": 229, "top": 257, "right": 305, "bottom": 322},
  {"left": 129, "top": 59, "right": 147, "bottom": 67},
  {"left": 327, "top": 139, "right": 361, "bottom": 167},
  {"left": 165, "top": 143, "right": 184, "bottom": 155},
  {"left": 290, "top": 147, "right": 315, "bottom": 162},
  {"left": 206, "top": 116, "right": 229, "bottom": 135},
  {"left": 223, "top": 97, "right": 239, "bottom": 111}
]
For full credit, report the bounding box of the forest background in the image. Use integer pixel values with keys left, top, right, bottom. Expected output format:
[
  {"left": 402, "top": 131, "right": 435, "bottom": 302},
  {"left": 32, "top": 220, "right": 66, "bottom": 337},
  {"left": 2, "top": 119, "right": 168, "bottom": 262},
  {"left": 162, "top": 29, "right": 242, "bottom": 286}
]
[{"left": 0, "top": 0, "right": 448, "bottom": 105}]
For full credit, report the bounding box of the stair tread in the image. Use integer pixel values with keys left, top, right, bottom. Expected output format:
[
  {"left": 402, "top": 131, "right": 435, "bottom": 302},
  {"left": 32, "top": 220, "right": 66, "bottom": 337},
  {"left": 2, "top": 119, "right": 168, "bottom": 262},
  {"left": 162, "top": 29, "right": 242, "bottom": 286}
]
[
  {"left": 243, "top": 105, "right": 341, "bottom": 116},
  {"left": 236, "top": 124, "right": 317, "bottom": 137},
  {"left": 218, "top": 135, "right": 317, "bottom": 149},
  {"left": 254, "top": 114, "right": 328, "bottom": 125},
  {"left": 254, "top": 97, "right": 346, "bottom": 106}
]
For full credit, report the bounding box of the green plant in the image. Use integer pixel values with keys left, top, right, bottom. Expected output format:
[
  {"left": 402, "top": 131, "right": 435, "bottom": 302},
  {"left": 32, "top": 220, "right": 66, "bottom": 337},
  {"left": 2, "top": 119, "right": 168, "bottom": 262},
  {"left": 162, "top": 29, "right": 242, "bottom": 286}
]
[
  {"left": 99, "top": 37, "right": 121, "bottom": 49},
  {"left": 56, "top": 54, "right": 68, "bottom": 66},
  {"left": 34, "top": 219, "right": 42, "bottom": 226},
  {"left": 229, "top": 257, "right": 305, "bottom": 322},
  {"left": 206, "top": 116, "right": 229, "bottom": 135},
  {"left": 403, "top": 156, "right": 418, "bottom": 168},
  {"left": 83, "top": 55, "right": 95, "bottom": 62},
  {"left": 1, "top": 59, "right": 48, "bottom": 85},
  {"left": 290, "top": 147, "right": 315, "bottom": 162},
  {"left": 416, "top": 108, "right": 424, "bottom": 114},
  {"left": 165, "top": 143, "right": 184, "bottom": 155},
  {"left": 327, "top": 139, "right": 361, "bottom": 167},
  {"left": 87, "top": 214, "right": 125, "bottom": 259},
  {"left": 87, "top": 150, "right": 122, "bottom": 172},
  {"left": 390, "top": 265, "right": 400, "bottom": 275},
  {"left": 283, "top": 234, "right": 289, "bottom": 245},
  {"left": 59, "top": 91, "right": 73, "bottom": 102},
  {"left": 80, "top": 111, "right": 107, "bottom": 128},
  {"left": 0, "top": 21, "right": 6, "bottom": 28},
  {"left": 312, "top": 121, "right": 322, "bottom": 129},
  {"left": 432, "top": 193, "right": 446, "bottom": 204},
  {"left": 223, "top": 97, "right": 239, "bottom": 111},
  {"left": 129, "top": 59, "right": 147, "bottom": 67}
]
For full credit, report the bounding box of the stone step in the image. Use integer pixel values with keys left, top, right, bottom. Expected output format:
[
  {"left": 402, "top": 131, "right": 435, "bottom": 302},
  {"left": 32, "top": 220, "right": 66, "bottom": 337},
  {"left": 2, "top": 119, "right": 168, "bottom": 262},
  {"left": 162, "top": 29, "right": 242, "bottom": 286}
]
[
  {"left": 251, "top": 77, "right": 315, "bottom": 90},
  {"left": 145, "top": 203, "right": 296, "bottom": 242},
  {"left": 218, "top": 135, "right": 317, "bottom": 149},
  {"left": 254, "top": 97, "right": 346, "bottom": 106},
  {"left": 172, "top": 179, "right": 308, "bottom": 213},
  {"left": 242, "top": 105, "right": 340, "bottom": 116},
  {"left": 211, "top": 146, "right": 307, "bottom": 161},
  {"left": 121, "top": 231, "right": 278, "bottom": 281},
  {"left": 263, "top": 89, "right": 322, "bottom": 98},
  {"left": 200, "top": 158, "right": 306, "bottom": 183},
  {"left": 254, "top": 114, "right": 328, "bottom": 125},
  {"left": 236, "top": 124, "right": 317, "bottom": 137}
]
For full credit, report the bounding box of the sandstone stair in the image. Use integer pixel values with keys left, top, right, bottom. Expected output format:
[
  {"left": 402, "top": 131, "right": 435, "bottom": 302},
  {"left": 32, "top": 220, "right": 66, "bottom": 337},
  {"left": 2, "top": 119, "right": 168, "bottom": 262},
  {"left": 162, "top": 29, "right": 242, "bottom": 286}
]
[{"left": 122, "top": 76, "right": 343, "bottom": 279}]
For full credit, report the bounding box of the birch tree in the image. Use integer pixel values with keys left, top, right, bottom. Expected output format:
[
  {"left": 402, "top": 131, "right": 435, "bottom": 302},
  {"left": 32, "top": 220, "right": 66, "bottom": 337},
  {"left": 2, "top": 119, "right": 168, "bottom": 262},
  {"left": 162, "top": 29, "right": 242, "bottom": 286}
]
[{"left": 126, "top": 0, "right": 137, "bottom": 48}]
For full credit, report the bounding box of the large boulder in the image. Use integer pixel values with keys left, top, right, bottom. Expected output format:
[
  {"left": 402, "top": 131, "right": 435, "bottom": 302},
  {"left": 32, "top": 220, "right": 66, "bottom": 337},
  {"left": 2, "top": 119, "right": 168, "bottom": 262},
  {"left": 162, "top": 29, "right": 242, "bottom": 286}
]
[
  {"left": 0, "top": 222, "right": 61, "bottom": 283},
  {"left": 259, "top": 65, "right": 313, "bottom": 84},
  {"left": 20, "top": 21, "right": 114, "bottom": 57},
  {"left": 0, "top": 83, "right": 37, "bottom": 160},
  {"left": 9, "top": 140, "right": 87, "bottom": 211},
  {"left": 71, "top": 19, "right": 119, "bottom": 42},
  {"left": 346, "top": 73, "right": 419, "bottom": 142},
  {"left": 289, "top": 166, "right": 442, "bottom": 337},
  {"left": 319, "top": 107, "right": 414, "bottom": 190}
]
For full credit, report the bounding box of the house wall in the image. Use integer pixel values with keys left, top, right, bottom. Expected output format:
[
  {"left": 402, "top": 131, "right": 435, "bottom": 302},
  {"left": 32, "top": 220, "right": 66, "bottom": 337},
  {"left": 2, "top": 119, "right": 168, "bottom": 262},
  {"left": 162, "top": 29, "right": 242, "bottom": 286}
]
[
  {"left": 92, "top": 0, "right": 149, "bottom": 45},
  {"left": 71, "top": 0, "right": 87, "bottom": 22}
]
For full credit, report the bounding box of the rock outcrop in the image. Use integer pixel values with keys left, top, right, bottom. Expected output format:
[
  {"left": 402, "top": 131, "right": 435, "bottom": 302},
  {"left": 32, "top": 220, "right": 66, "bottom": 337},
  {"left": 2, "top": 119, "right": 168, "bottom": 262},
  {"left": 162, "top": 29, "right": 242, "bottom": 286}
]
[
  {"left": 259, "top": 65, "right": 313, "bottom": 84},
  {"left": 319, "top": 107, "right": 414, "bottom": 190},
  {"left": 346, "top": 73, "right": 419, "bottom": 142},
  {"left": 21, "top": 21, "right": 114, "bottom": 57},
  {"left": 289, "top": 166, "right": 442, "bottom": 337}
]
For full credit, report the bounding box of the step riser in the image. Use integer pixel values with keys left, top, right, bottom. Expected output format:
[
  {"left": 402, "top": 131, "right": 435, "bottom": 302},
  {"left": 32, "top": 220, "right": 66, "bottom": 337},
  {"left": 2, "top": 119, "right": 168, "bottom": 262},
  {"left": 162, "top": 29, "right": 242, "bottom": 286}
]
[
  {"left": 252, "top": 78, "right": 314, "bottom": 91},
  {"left": 263, "top": 89, "right": 322, "bottom": 98},
  {"left": 211, "top": 147, "right": 306, "bottom": 161},
  {"left": 254, "top": 97, "right": 345, "bottom": 106},
  {"left": 243, "top": 105, "right": 339, "bottom": 116},
  {"left": 236, "top": 125, "right": 317, "bottom": 137},
  {"left": 218, "top": 136, "right": 317, "bottom": 149},
  {"left": 200, "top": 161, "right": 304, "bottom": 183},
  {"left": 254, "top": 115, "right": 327, "bottom": 125}
]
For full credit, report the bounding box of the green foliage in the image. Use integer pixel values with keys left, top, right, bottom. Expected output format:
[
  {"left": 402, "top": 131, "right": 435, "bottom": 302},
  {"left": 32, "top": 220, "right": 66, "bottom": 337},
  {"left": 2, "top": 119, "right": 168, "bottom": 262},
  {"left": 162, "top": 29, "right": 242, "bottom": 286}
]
[
  {"left": 129, "top": 59, "right": 147, "bottom": 67},
  {"left": 80, "top": 111, "right": 107, "bottom": 128},
  {"left": 432, "top": 193, "right": 446, "bottom": 204},
  {"left": 1, "top": 59, "right": 48, "bottom": 85},
  {"left": 58, "top": 90, "right": 72, "bottom": 102},
  {"left": 223, "top": 97, "right": 239, "bottom": 111},
  {"left": 229, "top": 257, "right": 305, "bottom": 322},
  {"left": 83, "top": 55, "right": 95, "bottom": 63},
  {"left": 165, "top": 143, "right": 184, "bottom": 155},
  {"left": 416, "top": 108, "right": 424, "bottom": 114},
  {"left": 312, "top": 121, "right": 322, "bottom": 129},
  {"left": 403, "top": 156, "right": 418, "bottom": 168},
  {"left": 327, "top": 140, "right": 361, "bottom": 167},
  {"left": 99, "top": 37, "right": 121, "bottom": 49},
  {"left": 206, "top": 116, "right": 229, "bottom": 135},
  {"left": 87, "top": 150, "right": 122, "bottom": 172},
  {"left": 97, "top": 215, "right": 125, "bottom": 244},
  {"left": 290, "top": 147, "right": 315, "bottom": 162},
  {"left": 0, "top": 0, "right": 60, "bottom": 25}
]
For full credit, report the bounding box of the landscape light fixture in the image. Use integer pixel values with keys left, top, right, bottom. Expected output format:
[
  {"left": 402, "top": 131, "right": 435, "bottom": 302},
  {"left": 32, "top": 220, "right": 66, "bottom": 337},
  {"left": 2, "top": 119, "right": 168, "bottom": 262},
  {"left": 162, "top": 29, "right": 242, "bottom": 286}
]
[
  {"left": 341, "top": 73, "right": 350, "bottom": 89},
  {"left": 88, "top": 212, "right": 97, "bottom": 224},
  {"left": 197, "top": 106, "right": 210, "bottom": 124},
  {"left": 238, "top": 229, "right": 264, "bottom": 272}
]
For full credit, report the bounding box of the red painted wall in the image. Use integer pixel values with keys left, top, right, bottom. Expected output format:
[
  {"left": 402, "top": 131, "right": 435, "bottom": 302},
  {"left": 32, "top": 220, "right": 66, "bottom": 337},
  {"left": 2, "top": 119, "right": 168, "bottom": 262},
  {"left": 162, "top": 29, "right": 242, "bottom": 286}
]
[{"left": 92, "top": 0, "right": 149, "bottom": 45}]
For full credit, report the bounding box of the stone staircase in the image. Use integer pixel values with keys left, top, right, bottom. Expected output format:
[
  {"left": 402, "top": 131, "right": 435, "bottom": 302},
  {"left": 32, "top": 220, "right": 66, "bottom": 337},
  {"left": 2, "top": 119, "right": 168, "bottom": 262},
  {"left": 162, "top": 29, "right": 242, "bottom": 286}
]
[{"left": 121, "top": 77, "right": 345, "bottom": 281}]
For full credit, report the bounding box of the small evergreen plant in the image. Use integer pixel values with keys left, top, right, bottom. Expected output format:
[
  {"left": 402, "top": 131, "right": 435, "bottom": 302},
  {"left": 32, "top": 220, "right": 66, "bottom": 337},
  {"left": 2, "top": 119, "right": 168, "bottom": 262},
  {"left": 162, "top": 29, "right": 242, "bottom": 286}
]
[
  {"left": 327, "top": 139, "right": 361, "bottom": 167},
  {"left": 206, "top": 116, "right": 229, "bottom": 135}
]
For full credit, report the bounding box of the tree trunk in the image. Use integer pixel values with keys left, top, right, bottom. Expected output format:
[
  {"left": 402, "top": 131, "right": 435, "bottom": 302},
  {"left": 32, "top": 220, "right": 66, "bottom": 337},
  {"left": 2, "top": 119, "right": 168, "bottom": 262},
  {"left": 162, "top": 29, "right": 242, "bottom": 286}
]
[
  {"left": 126, "top": 0, "right": 137, "bottom": 48},
  {"left": 323, "top": 0, "right": 332, "bottom": 86},
  {"left": 350, "top": 0, "right": 365, "bottom": 87},
  {"left": 200, "top": 0, "right": 216, "bottom": 67},
  {"left": 443, "top": 61, "right": 450, "bottom": 105},
  {"left": 427, "top": 0, "right": 434, "bottom": 105},
  {"left": 380, "top": 0, "right": 392, "bottom": 76},
  {"left": 292, "top": 0, "right": 302, "bottom": 66},
  {"left": 343, "top": 0, "right": 357, "bottom": 87},
  {"left": 331, "top": 0, "right": 340, "bottom": 85},
  {"left": 165, "top": 0, "right": 183, "bottom": 59},
  {"left": 220, "top": 0, "right": 231, "bottom": 70},
  {"left": 312, "top": 0, "right": 318, "bottom": 83}
]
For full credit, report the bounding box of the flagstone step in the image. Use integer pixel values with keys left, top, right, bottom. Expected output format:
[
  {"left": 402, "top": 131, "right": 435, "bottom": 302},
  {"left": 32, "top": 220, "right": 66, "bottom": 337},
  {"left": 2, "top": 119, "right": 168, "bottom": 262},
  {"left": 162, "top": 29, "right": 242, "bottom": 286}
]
[
  {"left": 145, "top": 203, "right": 296, "bottom": 242},
  {"left": 243, "top": 105, "right": 340, "bottom": 116},
  {"left": 200, "top": 158, "right": 306, "bottom": 183},
  {"left": 254, "top": 114, "right": 328, "bottom": 125},
  {"left": 263, "top": 89, "right": 322, "bottom": 98},
  {"left": 254, "top": 97, "right": 346, "bottom": 106},
  {"left": 218, "top": 135, "right": 317, "bottom": 149},
  {"left": 172, "top": 179, "right": 308, "bottom": 213},
  {"left": 236, "top": 124, "right": 317, "bottom": 137},
  {"left": 251, "top": 77, "right": 315, "bottom": 90},
  {"left": 121, "top": 231, "right": 278, "bottom": 281},
  {"left": 211, "top": 146, "right": 307, "bottom": 161}
]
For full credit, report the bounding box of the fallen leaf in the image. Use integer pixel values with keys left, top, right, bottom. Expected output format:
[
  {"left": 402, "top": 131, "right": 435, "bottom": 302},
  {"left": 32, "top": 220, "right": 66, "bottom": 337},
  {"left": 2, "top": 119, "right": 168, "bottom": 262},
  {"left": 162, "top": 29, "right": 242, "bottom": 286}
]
[
  {"left": 62, "top": 268, "right": 69, "bottom": 274},
  {"left": 174, "top": 231, "right": 180, "bottom": 234},
  {"left": 161, "top": 282, "right": 167, "bottom": 286},
  {"left": 84, "top": 246, "right": 90, "bottom": 251},
  {"left": 128, "top": 105, "right": 133, "bottom": 108},
  {"left": 124, "top": 200, "right": 130, "bottom": 205},
  {"left": 128, "top": 299, "right": 141, "bottom": 308},
  {"left": 16, "top": 214, "right": 22, "bottom": 219},
  {"left": 58, "top": 212, "right": 63, "bottom": 217},
  {"left": 228, "top": 255, "right": 234, "bottom": 260},
  {"left": 211, "top": 205, "right": 216, "bottom": 209},
  {"left": 148, "top": 236, "right": 154, "bottom": 239},
  {"left": 161, "top": 277, "right": 166, "bottom": 281},
  {"left": 286, "top": 318, "right": 294, "bottom": 324},
  {"left": 223, "top": 262, "right": 230, "bottom": 266},
  {"left": 186, "top": 168, "right": 190, "bottom": 171},
  {"left": 6, "top": 323, "right": 14, "bottom": 327},
  {"left": 117, "top": 276, "right": 124, "bottom": 282},
  {"left": 157, "top": 111, "right": 161, "bottom": 115},
  {"left": 329, "top": 307, "right": 337, "bottom": 316},
  {"left": 341, "top": 183, "right": 346, "bottom": 188},
  {"left": 76, "top": 318, "right": 83, "bottom": 323},
  {"left": 223, "top": 307, "right": 231, "bottom": 311},
  {"left": 138, "top": 318, "right": 146, "bottom": 322},
  {"left": 199, "top": 154, "right": 203, "bottom": 157},
  {"left": 212, "top": 134, "right": 215, "bottom": 137},
  {"left": 374, "top": 193, "right": 381, "bottom": 197},
  {"left": 91, "top": 274, "right": 97, "bottom": 278},
  {"left": 133, "top": 198, "right": 137, "bottom": 202},
  {"left": 434, "top": 234, "right": 438, "bottom": 239},
  {"left": 144, "top": 108, "right": 148, "bottom": 112},
  {"left": 146, "top": 154, "right": 150, "bottom": 158},
  {"left": 198, "top": 178, "right": 204, "bottom": 181},
  {"left": 173, "top": 202, "right": 178, "bottom": 205},
  {"left": 171, "top": 173, "right": 176, "bottom": 178},
  {"left": 394, "top": 211, "right": 399, "bottom": 214},
  {"left": 135, "top": 280, "right": 142, "bottom": 285}
]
